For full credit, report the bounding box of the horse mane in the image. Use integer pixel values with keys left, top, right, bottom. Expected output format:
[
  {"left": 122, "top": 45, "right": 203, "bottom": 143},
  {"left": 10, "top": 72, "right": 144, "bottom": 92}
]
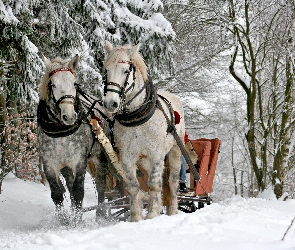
[
  {"left": 104, "top": 44, "right": 148, "bottom": 82},
  {"left": 40, "top": 57, "right": 73, "bottom": 100}
]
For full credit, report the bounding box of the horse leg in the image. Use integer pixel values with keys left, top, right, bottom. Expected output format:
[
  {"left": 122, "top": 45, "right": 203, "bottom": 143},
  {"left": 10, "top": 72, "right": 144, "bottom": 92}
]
[
  {"left": 44, "top": 166, "right": 65, "bottom": 209},
  {"left": 92, "top": 152, "right": 108, "bottom": 218},
  {"left": 72, "top": 166, "right": 86, "bottom": 212},
  {"left": 43, "top": 165, "right": 73, "bottom": 224},
  {"left": 166, "top": 145, "right": 182, "bottom": 216},
  {"left": 60, "top": 167, "right": 75, "bottom": 208},
  {"left": 146, "top": 159, "right": 164, "bottom": 219},
  {"left": 124, "top": 164, "right": 142, "bottom": 222}
]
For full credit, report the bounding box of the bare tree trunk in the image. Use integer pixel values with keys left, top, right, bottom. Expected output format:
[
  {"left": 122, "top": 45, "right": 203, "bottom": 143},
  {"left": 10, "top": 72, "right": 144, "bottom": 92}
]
[
  {"left": 228, "top": 1, "right": 266, "bottom": 193},
  {"left": 240, "top": 170, "right": 244, "bottom": 197},
  {"left": 272, "top": 9, "right": 295, "bottom": 198},
  {"left": 232, "top": 137, "right": 238, "bottom": 195},
  {"left": 0, "top": 92, "right": 7, "bottom": 193}
]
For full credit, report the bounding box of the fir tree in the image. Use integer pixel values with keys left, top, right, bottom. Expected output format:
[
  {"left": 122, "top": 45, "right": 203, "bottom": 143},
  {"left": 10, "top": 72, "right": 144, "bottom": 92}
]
[
  {"left": 0, "top": 0, "right": 176, "bottom": 185},
  {"left": 82, "top": 0, "right": 175, "bottom": 81}
]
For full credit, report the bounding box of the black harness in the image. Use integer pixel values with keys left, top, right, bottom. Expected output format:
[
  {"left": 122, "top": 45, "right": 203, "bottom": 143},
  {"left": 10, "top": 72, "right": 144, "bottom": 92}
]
[
  {"left": 115, "top": 77, "right": 157, "bottom": 127},
  {"left": 103, "top": 62, "right": 157, "bottom": 127},
  {"left": 37, "top": 97, "right": 85, "bottom": 138},
  {"left": 37, "top": 67, "right": 87, "bottom": 138}
]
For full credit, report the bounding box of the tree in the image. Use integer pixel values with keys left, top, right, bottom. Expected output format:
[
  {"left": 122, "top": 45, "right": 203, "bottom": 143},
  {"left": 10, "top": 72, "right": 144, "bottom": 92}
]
[
  {"left": 0, "top": 0, "right": 176, "bottom": 187},
  {"left": 228, "top": 0, "right": 295, "bottom": 198},
  {"left": 82, "top": 0, "right": 175, "bottom": 81},
  {"left": 163, "top": 0, "right": 295, "bottom": 199}
]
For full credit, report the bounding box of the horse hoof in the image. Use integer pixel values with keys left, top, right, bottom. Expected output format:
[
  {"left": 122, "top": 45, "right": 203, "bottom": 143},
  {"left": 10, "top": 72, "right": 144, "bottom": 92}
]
[
  {"left": 56, "top": 212, "right": 70, "bottom": 226},
  {"left": 146, "top": 211, "right": 160, "bottom": 220},
  {"left": 73, "top": 210, "right": 83, "bottom": 223},
  {"left": 130, "top": 213, "right": 143, "bottom": 222},
  {"left": 167, "top": 205, "right": 178, "bottom": 216},
  {"left": 167, "top": 209, "right": 178, "bottom": 216},
  {"left": 96, "top": 208, "right": 108, "bottom": 218}
]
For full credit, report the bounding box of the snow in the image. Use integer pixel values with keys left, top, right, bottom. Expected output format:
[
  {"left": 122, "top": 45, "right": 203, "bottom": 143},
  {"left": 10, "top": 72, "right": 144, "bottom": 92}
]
[
  {"left": 257, "top": 185, "right": 277, "bottom": 200},
  {"left": 0, "top": 2, "right": 19, "bottom": 24},
  {"left": 115, "top": 7, "right": 174, "bottom": 37},
  {"left": 1, "top": 173, "right": 295, "bottom": 250}
]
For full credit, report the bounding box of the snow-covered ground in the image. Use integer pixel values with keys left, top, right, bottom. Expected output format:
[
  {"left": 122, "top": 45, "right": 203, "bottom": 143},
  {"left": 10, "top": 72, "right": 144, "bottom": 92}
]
[{"left": 1, "top": 173, "right": 295, "bottom": 250}]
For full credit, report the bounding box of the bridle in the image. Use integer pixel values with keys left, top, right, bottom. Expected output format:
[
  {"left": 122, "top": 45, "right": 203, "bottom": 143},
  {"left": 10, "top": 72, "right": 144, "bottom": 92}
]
[
  {"left": 103, "top": 61, "right": 136, "bottom": 106},
  {"left": 103, "top": 61, "right": 152, "bottom": 113},
  {"left": 48, "top": 67, "right": 77, "bottom": 107},
  {"left": 38, "top": 67, "right": 86, "bottom": 138}
]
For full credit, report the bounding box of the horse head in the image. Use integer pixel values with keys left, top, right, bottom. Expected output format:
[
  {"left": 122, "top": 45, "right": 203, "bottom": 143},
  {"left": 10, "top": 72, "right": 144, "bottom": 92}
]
[
  {"left": 103, "top": 41, "right": 147, "bottom": 114},
  {"left": 41, "top": 55, "right": 79, "bottom": 125}
]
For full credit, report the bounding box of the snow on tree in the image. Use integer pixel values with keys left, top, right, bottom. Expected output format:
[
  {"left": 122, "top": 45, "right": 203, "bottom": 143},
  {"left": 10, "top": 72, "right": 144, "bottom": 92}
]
[
  {"left": 82, "top": 0, "right": 175, "bottom": 81},
  {"left": 0, "top": 0, "right": 176, "bottom": 186}
]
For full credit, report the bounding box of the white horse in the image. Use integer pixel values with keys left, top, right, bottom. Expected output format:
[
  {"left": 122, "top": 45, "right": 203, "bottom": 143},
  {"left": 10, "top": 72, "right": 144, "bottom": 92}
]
[
  {"left": 103, "top": 41, "right": 185, "bottom": 221},
  {"left": 37, "top": 55, "right": 107, "bottom": 223}
]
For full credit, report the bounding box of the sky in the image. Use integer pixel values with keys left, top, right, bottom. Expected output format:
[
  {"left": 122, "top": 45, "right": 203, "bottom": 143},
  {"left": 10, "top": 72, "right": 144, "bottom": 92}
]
[{"left": 1, "top": 172, "right": 295, "bottom": 250}]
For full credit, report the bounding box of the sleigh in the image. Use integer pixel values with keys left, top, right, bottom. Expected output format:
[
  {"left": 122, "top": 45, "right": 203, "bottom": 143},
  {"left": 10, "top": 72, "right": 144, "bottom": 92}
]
[
  {"left": 84, "top": 120, "right": 221, "bottom": 220},
  {"left": 177, "top": 138, "right": 221, "bottom": 212}
]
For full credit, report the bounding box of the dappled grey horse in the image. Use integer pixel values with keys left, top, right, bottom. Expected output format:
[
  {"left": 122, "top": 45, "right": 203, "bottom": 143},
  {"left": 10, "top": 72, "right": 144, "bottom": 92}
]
[
  {"left": 103, "top": 41, "right": 185, "bottom": 222},
  {"left": 37, "top": 55, "right": 107, "bottom": 223}
]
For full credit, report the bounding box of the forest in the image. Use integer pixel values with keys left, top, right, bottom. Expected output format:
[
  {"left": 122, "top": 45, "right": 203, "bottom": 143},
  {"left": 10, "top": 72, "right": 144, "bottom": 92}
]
[{"left": 1, "top": 0, "right": 295, "bottom": 201}]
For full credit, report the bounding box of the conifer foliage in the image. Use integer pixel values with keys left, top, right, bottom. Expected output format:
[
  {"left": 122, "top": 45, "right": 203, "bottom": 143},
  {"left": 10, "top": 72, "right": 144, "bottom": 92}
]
[{"left": 0, "top": 0, "right": 175, "bottom": 189}]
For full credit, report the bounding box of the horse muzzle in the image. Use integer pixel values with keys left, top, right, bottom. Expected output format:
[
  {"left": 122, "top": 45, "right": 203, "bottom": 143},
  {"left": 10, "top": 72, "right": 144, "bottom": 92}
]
[
  {"left": 59, "top": 103, "right": 77, "bottom": 125},
  {"left": 104, "top": 99, "right": 120, "bottom": 114},
  {"left": 61, "top": 112, "right": 77, "bottom": 125}
]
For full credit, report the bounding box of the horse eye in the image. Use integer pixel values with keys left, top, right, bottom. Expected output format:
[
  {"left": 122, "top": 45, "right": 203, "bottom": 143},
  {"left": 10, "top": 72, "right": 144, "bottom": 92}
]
[
  {"left": 124, "top": 69, "right": 130, "bottom": 74},
  {"left": 51, "top": 83, "right": 56, "bottom": 88}
]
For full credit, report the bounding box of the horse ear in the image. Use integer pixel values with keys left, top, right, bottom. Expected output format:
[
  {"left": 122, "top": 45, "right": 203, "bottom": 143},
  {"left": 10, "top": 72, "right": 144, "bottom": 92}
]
[
  {"left": 130, "top": 43, "right": 141, "bottom": 58},
  {"left": 69, "top": 55, "right": 79, "bottom": 71},
  {"left": 43, "top": 56, "right": 51, "bottom": 69},
  {"left": 105, "top": 40, "right": 113, "bottom": 53}
]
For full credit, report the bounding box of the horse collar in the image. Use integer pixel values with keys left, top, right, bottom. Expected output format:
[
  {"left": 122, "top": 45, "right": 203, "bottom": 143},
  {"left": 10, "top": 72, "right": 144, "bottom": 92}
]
[
  {"left": 37, "top": 98, "right": 85, "bottom": 138},
  {"left": 115, "top": 78, "right": 157, "bottom": 127}
]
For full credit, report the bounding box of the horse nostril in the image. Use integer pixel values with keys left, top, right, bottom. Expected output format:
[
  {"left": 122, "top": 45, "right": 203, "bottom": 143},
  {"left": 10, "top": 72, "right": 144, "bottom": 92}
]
[
  {"left": 62, "top": 115, "right": 68, "bottom": 121},
  {"left": 112, "top": 102, "right": 118, "bottom": 108}
]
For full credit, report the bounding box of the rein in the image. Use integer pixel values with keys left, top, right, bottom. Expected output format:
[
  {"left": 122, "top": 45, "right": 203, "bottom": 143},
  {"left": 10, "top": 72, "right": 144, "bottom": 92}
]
[
  {"left": 156, "top": 95, "right": 201, "bottom": 183},
  {"left": 75, "top": 83, "right": 110, "bottom": 123}
]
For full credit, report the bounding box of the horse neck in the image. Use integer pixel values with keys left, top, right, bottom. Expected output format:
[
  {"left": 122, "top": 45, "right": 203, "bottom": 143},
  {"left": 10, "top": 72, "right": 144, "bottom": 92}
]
[{"left": 124, "top": 72, "right": 146, "bottom": 110}]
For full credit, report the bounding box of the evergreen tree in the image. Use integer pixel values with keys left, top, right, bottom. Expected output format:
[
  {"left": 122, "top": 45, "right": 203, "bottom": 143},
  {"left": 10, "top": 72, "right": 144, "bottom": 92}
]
[
  {"left": 82, "top": 0, "right": 175, "bottom": 81},
  {"left": 1, "top": 0, "right": 42, "bottom": 107},
  {"left": 0, "top": 0, "right": 176, "bottom": 185}
]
